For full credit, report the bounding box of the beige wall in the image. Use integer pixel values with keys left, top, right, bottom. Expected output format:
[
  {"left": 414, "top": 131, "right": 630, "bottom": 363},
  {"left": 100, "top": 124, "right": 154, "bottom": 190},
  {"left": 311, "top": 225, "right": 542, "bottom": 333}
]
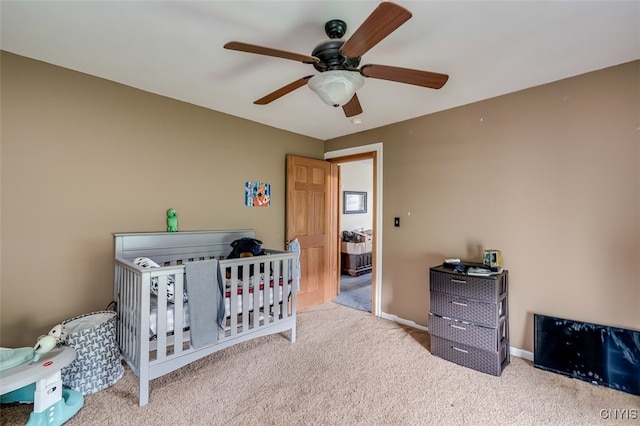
[
  {"left": 326, "top": 60, "right": 640, "bottom": 352},
  {"left": 1, "top": 52, "right": 324, "bottom": 346},
  {"left": 2, "top": 51, "right": 638, "bottom": 353}
]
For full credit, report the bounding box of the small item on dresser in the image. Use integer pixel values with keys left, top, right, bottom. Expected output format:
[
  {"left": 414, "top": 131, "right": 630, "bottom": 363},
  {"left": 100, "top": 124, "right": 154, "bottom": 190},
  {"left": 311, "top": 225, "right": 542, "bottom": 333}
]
[
  {"left": 443, "top": 258, "right": 462, "bottom": 270},
  {"left": 467, "top": 266, "right": 494, "bottom": 276},
  {"left": 453, "top": 263, "right": 466, "bottom": 273},
  {"left": 166, "top": 208, "right": 178, "bottom": 232},
  {"left": 482, "top": 249, "right": 502, "bottom": 268}
]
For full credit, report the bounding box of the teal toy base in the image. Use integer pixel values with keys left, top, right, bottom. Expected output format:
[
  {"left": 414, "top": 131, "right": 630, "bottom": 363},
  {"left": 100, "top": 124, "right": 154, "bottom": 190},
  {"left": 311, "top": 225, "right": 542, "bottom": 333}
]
[
  {"left": 2, "top": 386, "right": 83, "bottom": 426},
  {"left": 26, "top": 388, "right": 83, "bottom": 426},
  {"left": 1, "top": 382, "right": 36, "bottom": 404},
  {"left": 1, "top": 347, "right": 81, "bottom": 425}
]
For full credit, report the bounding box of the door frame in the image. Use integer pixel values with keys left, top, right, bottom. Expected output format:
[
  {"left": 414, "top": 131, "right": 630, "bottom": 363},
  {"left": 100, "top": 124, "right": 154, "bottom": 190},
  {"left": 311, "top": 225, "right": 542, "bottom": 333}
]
[{"left": 325, "top": 143, "right": 382, "bottom": 317}]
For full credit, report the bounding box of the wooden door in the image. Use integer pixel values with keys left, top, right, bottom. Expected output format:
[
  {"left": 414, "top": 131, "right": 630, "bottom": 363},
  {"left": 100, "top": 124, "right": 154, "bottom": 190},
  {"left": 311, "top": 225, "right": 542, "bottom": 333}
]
[{"left": 286, "top": 155, "right": 338, "bottom": 310}]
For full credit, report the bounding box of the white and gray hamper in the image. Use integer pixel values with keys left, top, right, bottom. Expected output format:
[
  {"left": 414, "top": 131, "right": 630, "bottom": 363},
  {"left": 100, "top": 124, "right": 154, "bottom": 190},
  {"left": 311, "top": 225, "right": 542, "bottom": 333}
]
[{"left": 61, "top": 310, "right": 124, "bottom": 395}]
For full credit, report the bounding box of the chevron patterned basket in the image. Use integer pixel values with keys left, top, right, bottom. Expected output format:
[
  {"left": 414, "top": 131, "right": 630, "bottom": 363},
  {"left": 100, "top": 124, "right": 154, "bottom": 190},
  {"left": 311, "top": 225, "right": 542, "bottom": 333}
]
[{"left": 61, "top": 310, "right": 124, "bottom": 395}]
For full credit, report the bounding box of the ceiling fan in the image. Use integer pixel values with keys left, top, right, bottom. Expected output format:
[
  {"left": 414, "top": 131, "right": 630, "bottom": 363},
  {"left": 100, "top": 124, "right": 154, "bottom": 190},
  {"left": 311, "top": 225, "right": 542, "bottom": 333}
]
[{"left": 224, "top": 1, "right": 449, "bottom": 118}]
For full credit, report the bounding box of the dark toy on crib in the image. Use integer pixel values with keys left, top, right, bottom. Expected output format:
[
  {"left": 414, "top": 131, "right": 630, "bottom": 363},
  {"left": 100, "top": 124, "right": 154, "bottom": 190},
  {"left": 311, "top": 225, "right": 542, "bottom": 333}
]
[
  {"left": 226, "top": 238, "right": 266, "bottom": 279},
  {"left": 227, "top": 238, "right": 265, "bottom": 258}
]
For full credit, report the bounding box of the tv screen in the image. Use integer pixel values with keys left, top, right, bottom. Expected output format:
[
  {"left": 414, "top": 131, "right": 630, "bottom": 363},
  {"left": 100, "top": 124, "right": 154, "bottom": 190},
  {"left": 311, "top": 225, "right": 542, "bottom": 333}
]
[{"left": 534, "top": 314, "right": 640, "bottom": 396}]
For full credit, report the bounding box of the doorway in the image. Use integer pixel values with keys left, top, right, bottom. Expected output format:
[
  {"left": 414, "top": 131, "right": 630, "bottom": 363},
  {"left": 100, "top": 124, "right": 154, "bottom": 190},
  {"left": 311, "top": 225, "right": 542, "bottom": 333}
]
[
  {"left": 325, "top": 143, "right": 382, "bottom": 316},
  {"left": 333, "top": 159, "right": 373, "bottom": 313}
]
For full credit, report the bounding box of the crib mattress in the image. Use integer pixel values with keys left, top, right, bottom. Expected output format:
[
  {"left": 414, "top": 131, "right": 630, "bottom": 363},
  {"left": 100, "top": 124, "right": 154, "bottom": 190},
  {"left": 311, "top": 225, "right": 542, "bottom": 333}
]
[{"left": 149, "top": 278, "right": 287, "bottom": 338}]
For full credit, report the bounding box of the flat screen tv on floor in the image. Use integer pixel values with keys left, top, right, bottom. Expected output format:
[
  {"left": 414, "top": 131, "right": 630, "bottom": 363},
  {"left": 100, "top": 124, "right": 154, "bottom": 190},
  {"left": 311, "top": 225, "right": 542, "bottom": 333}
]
[{"left": 534, "top": 314, "right": 640, "bottom": 396}]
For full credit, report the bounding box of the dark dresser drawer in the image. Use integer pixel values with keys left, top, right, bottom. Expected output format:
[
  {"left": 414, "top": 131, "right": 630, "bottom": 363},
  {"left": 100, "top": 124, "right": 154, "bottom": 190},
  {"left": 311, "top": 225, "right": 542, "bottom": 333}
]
[
  {"left": 429, "top": 313, "right": 508, "bottom": 352},
  {"left": 429, "top": 266, "right": 507, "bottom": 302},
  {"left": 430, "top": 290, "right": 507, "bottom": 327},
  {"left": 431, "top": 335, "right": 510, "bottom": 376}
]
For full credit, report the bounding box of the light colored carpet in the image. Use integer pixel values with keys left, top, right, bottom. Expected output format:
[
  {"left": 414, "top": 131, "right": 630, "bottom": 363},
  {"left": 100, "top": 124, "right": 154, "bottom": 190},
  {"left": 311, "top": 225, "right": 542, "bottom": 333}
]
[{"left": 1, "top": 302, "right": 638, "bottom": 425}]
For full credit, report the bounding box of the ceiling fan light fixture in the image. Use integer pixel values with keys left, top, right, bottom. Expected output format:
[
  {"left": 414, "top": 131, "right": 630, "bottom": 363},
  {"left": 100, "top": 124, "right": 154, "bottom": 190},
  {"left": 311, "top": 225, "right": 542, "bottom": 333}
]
[{"left": 308, "top": 70, "right": 364, "bottom": 107}]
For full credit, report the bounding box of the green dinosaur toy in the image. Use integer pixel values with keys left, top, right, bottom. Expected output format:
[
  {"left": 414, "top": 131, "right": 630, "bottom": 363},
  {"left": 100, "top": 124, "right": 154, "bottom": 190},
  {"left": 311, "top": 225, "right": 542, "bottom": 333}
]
[{"left": 166, "top": 209, "right": 178, "bottom": 232}]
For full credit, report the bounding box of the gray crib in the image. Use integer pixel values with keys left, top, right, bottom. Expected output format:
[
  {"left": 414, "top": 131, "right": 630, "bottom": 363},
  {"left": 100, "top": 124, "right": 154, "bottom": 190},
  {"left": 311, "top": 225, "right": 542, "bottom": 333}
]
[{"left": 113, "top": 230, "right": 298, "bottom": 406}]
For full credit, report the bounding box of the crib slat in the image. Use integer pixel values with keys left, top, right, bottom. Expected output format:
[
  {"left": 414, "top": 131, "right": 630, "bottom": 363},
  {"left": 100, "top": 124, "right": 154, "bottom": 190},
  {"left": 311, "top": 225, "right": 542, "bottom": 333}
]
[
  {"left": 272, "top": 259, "right": 281, "bottom": 322},
  {"left": 241, "top": 263, "right": 250, "bottom": 332},
  {"left": 125, "top": 268, "right": 137, "bottom": 365},
  {"left": 229, "top": 266, "right": 238, "bottom": 336},
  {"left": 252, "top": 262, "right": 261, "bottom": 328},
  {"left": 156, "top": 274, "right": 168, "bottom": 360},
  {"left": 281, "top": 259, "right": 289, "bottom": 318},
  {"left": 242, "top": 264, "right": 250, "bottom": 331},
  {"left": 139, "top": 270, "right": 151, "bottom": 405},
  {"left": 127, "top": 267, "right": 138, "bottom": 368},
  {"left": 173, "top": 273, "right": 184, "bottom": 355}
]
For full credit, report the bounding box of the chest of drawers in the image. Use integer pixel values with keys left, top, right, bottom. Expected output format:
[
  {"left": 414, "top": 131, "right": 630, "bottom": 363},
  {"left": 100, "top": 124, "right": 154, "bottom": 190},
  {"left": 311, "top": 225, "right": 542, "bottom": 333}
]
[
  {"left": 341, "top": 252, "right": 372, "bottom": 276},
  {"left": 428, "top": 265, "right": 510, "bottom": 376}
]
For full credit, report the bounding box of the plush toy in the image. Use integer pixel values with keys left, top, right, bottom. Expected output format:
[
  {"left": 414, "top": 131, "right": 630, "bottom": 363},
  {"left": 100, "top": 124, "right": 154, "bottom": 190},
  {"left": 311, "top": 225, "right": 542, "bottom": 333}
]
[
  {"left": 166, "top": 209, "right": 178, "bottom": 232},
  {"left": 226, "top": 238, "right": 266, "bottom": 279},
  {"left": 227, "top": 238, "right": 264, "bottom": 259},
  {"left": 32, "top": 323, "right": 67, "bottom": 362}
]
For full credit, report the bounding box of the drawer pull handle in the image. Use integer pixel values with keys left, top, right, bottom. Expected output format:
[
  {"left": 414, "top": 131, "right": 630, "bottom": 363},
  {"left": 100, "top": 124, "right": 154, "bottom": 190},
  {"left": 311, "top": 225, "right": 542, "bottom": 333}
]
[
  {"left": 451, "top": 301, "right": 468, "bottom": 307},
  {"left": 452, "top": 346, "right": 468, "bottom": 354},
  {"left": 450, "top": 324, "right": 466, "bottom": 330},
  {"left": 451, "top": 279, "right": 466, "bottom": 284}
]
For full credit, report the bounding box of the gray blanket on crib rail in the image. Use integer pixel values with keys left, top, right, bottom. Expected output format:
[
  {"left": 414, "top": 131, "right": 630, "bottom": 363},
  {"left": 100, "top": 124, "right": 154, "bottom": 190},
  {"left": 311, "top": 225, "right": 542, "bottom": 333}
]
[{"left": 185, "top": 259, "right": 224, "bottom": 348}]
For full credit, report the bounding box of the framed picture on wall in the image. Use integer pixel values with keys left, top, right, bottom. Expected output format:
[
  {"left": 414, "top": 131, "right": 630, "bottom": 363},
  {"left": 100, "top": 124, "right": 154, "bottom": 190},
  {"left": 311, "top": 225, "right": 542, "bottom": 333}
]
[{"left": 343, "top": 191, "right": 367, "bottom": 214}]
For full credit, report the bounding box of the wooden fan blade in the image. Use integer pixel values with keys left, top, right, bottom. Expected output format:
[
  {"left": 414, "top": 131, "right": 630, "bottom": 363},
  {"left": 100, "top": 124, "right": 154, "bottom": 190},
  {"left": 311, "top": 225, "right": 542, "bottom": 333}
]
[
  {"left": 342, "top": 94, "right": 363, "bottom": 117},
  {"left": 340, "top": 2, "right": 412, "bottom": 58},
  {"left": 254, "top": 76, "right": 313, "bottom": 105},
  {"left": 224, "top": 41, "right": 318, "bottom": 64},
  {"left": 361, "top": 64, "right": 449, "bottom": 89}
]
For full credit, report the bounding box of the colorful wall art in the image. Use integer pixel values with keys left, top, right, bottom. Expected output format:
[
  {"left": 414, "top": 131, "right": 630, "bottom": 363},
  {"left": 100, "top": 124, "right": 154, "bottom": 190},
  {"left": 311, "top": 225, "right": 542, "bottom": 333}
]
[{"left": 245, "top": 181, "right": 271, "bottom": 207}]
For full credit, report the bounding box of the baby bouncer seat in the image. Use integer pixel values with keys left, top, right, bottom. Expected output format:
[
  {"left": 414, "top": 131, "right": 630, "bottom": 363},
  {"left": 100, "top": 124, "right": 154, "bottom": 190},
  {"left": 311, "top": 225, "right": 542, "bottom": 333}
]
[{"left": 1, "top": 343, "right": 83, "bottom": 425}]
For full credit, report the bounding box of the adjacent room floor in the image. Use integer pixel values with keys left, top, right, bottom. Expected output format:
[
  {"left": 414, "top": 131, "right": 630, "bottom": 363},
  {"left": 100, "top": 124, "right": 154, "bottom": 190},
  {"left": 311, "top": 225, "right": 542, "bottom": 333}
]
[{"left": 332, "top": 273, "right": 372, "bottom": 313}]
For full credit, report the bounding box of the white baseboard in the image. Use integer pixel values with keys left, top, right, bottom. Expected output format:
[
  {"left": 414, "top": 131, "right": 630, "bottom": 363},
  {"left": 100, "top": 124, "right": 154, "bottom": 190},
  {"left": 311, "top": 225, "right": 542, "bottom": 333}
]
[
  {"left": 509, "top": 346, "right": 533, "bottom": 361},
  {"left": 381, "top": 311, "right": 429, "bottom": 332},
  {"left": 380, "top": 311, "right": 534, "bottom": 361}
]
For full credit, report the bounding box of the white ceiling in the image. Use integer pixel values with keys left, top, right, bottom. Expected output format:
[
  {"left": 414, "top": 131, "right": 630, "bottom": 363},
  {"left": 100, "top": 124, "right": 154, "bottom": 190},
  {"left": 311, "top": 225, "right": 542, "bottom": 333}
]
[{"left": 2, "top": 1, "right": 639, "bottom": 140}]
